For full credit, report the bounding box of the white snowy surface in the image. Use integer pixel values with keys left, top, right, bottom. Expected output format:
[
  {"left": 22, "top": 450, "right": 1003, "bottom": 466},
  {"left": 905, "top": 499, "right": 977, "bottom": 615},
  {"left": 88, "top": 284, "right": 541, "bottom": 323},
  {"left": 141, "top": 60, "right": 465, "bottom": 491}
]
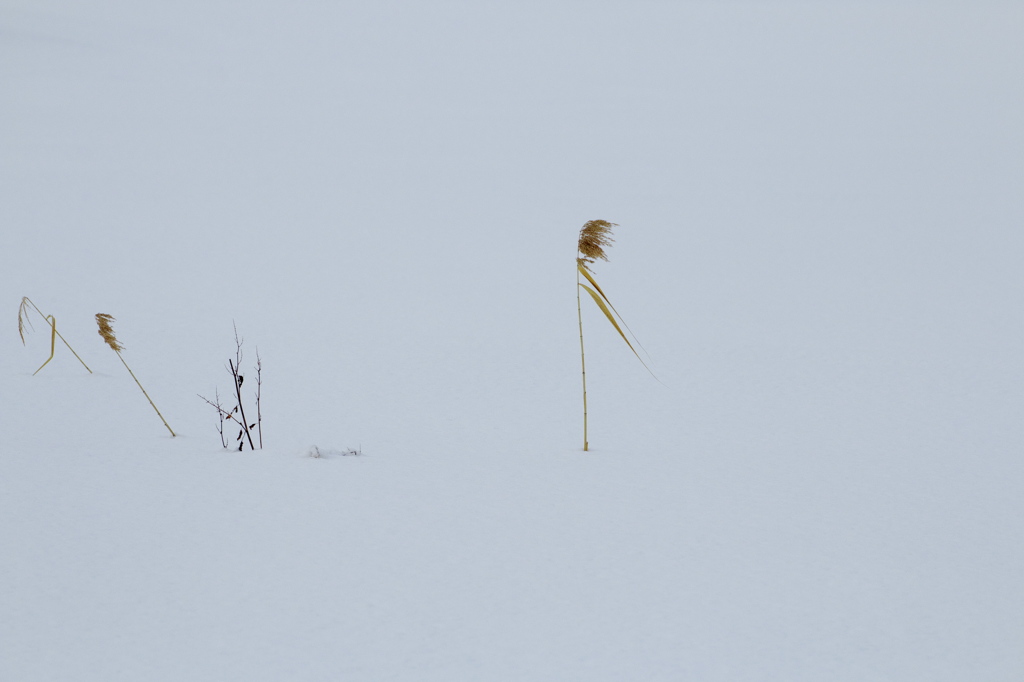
[{"left": 2, "top": 1, "right": 1023, "bottom": 680}]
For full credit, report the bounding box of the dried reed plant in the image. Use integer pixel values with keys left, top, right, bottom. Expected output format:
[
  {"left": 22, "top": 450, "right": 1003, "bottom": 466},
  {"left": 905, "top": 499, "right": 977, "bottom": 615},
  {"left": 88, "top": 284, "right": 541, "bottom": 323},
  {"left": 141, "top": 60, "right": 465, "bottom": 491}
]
[
  {"left": 96, "top": 313, "right": 175, "bottom": 437},
  {"left": 576, "top": 220, "right": 653, "bottom": 451},
  {"left": 18, "top": 297, "right": 92, "bottom": 375}
]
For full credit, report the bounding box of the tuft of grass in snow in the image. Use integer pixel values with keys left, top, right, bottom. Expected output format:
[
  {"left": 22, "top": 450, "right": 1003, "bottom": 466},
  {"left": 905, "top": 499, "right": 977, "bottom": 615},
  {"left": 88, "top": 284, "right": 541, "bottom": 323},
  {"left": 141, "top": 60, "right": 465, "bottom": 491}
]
[{"left": 309, "top": 445, "right": 362, "bottom": 458}]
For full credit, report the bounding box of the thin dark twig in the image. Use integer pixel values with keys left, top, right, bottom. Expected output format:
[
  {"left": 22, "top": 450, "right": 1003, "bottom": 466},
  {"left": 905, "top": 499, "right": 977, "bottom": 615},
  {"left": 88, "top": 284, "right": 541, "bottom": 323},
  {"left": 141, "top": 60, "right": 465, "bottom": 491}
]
[
  {"left": 255, "top": 347, "right": 263, "bottom": 449},
  {"left": 230, "top": 359, "right": 255, "bottom": 450},
  {"left": 214, "top": 388, "right": 227, "bottom": 448},
  {"left": 198, "top": 391, "right": 229, "bottom": 448},
  {"left": 231, "top": 323, "right": 256, "bottom": 451}
]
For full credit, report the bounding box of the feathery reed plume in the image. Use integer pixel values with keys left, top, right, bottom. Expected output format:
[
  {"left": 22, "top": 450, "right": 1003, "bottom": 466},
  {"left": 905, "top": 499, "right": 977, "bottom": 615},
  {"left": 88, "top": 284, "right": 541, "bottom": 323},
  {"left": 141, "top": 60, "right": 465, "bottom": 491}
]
[
  {"left": 95, "top": 313, "right": 175, "bottom": 437},
  {"left": 95, "top": 313, "right": 124, "bottom": 351},
  {"left": 18, "top": 297, "right": 93, "bottom": 374},
  {"left": 17, "top": 298, "right": 29, "bottom": 344},
  {"left": 576, "top": 220, "right": 654, "bottom": 451},
  {"left": 577, "top": 219, "right": 616, "bottom": 272}
]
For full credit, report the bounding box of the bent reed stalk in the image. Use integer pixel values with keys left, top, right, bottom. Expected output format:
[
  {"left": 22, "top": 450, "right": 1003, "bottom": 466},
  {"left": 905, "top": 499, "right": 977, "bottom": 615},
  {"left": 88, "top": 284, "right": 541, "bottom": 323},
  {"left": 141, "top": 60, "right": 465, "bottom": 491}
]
[
  {"left": 18, "top": 297, "right": 93, "bottom": 374},
  {"left": 96, "top": 313, "right": 176, "bottom": 437}
]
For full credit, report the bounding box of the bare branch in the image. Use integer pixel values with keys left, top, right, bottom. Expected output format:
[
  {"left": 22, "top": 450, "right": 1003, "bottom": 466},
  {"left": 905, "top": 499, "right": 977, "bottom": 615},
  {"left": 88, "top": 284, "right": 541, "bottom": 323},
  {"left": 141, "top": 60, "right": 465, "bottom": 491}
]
[{"left": 255, "top": 347, "right": 263, "bottom": 449}]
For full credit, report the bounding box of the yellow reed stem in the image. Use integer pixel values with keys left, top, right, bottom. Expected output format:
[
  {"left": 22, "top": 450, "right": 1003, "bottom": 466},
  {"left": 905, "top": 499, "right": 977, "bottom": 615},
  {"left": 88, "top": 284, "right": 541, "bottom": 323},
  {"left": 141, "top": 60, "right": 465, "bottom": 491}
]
[
  {"left": 577, "top": 268, "right": 589, "bottom": 451},
  {"left": 116, "top": 351, "right": 176, "bottom": 437}
]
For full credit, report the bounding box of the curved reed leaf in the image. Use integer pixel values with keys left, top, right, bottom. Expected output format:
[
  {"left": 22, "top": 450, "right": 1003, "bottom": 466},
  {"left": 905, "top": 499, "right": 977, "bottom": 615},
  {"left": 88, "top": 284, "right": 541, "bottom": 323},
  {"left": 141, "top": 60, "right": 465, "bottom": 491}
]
[{"left": 577, "top": 264, "right": 651, "bottom": 358}]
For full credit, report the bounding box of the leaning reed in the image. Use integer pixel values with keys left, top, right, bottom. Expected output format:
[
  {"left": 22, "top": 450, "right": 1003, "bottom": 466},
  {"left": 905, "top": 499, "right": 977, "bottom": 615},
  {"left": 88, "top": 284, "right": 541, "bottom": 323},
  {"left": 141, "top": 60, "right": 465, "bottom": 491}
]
[{"left": 96, "top": 313, "right": 175, "bottom": 437}]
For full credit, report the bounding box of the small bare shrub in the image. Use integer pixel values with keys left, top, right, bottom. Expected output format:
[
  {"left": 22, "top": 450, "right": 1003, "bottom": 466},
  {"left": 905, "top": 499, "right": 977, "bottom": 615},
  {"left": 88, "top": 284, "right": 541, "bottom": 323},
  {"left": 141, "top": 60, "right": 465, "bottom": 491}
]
[{"left": 199, "top": 324, "right": 262, "bottom": 451}]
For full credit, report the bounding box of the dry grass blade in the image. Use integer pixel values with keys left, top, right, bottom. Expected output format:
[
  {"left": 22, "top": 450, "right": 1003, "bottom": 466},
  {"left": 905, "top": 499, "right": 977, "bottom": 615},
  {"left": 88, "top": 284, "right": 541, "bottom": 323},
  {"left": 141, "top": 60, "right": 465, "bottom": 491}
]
[
  {"left": 578, "top": 283, "right": 655, "bottom": 378},
  {"left": 578, "top": 264, "right": 651, "bottom": 358}
]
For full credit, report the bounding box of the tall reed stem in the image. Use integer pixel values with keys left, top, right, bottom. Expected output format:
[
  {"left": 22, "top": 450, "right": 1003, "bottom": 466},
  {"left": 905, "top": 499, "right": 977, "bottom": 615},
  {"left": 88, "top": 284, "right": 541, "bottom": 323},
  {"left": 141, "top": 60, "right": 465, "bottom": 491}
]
[{"left": 577, "top": 268, "right": 589, "bottom": 451}]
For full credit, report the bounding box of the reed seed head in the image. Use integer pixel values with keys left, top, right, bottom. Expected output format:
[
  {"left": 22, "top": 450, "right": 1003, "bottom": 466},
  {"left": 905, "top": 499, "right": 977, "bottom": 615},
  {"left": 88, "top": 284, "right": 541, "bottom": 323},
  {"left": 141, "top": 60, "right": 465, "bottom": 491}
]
[
  {"left": 18, "top": 297, "right": 31, "bottom": 344},
  {"left": 577, "top": 220, "right": 617, "bottom": 272},
  {"left": 96, "top": 313, "right": 125, "bottom": 352}
]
